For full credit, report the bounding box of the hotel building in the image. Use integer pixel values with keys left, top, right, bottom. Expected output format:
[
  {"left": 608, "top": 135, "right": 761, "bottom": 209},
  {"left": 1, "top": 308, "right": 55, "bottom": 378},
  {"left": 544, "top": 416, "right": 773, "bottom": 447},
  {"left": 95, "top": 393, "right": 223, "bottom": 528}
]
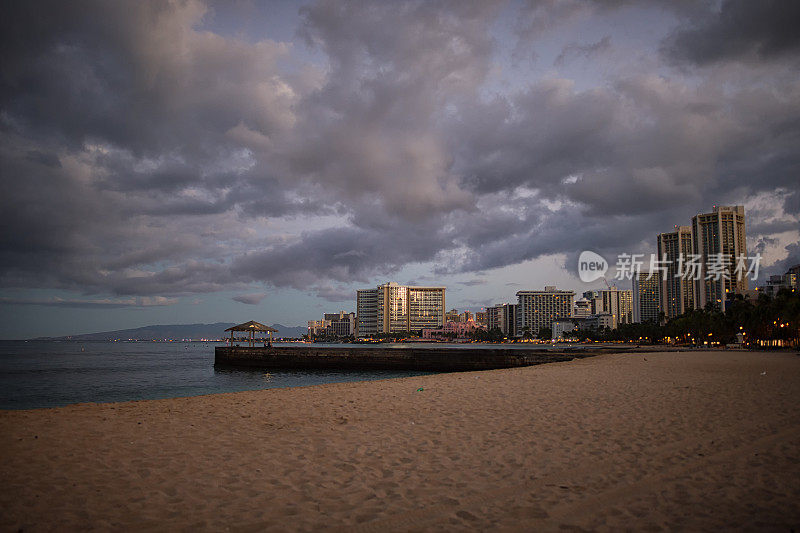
[
  {"left": 657, "top": 225, "right": 695, "bottom": 319},
  {"left": 356, "top": 282, "right": 445, "bottom": 337},
  {"left": 573, "top": 298, "right": 592, "bottom": 319},
  {"left": 356, "top": 289, "right": 378, "bottom": 336},
  {"left": 692, "top": 205, "right": 747, "bottom": 312},
  {"left": 486, "top": 303, "right": 517, "bottom": 337},
  {"left": 309, "top": 311, "right": 356, "bottom": 337},
  {"left": 597, "top": 287, "right": 633, "bottom": 329},
  {"left": 516, "top": 287, "right": 574, "bottom": 337},
  {"left": 324, "top": 311, "right": 356, "bottom": 336},
  {"left": 632, "top": 270, "right": 661, "bottom": 324}
]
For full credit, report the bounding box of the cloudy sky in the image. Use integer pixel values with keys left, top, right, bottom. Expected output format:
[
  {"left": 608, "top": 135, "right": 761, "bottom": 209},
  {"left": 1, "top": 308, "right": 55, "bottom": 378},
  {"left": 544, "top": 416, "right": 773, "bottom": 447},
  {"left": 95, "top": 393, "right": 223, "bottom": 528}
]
[{"left": 1, "top": 0, "right": 799, "bottom": 338}]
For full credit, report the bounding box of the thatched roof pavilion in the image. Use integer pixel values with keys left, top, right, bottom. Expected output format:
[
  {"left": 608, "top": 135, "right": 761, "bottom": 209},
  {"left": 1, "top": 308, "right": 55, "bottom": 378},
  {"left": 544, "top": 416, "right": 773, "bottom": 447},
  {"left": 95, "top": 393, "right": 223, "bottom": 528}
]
[{"left": 225, "top": 320, "right": 278, "bottom": 347}]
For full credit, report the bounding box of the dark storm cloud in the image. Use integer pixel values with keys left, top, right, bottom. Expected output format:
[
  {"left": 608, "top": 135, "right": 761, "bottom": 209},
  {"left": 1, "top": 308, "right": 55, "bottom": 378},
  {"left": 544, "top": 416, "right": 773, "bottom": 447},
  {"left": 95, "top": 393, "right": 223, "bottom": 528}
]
[
  {"left": 663, "top": 0, "right": 800, "bottom": 65},
  {"left": 785, "top": 191, "right": 800, "bottom": 216},
  {"left": 283, "top": 0, "right": 503, "bottom": 221},
  {"left": 232, "top": 222, "right": 456, "bottom": 289},
  {"left": 25, "top": 150, "right": 61, "bottom": 168},
  {"left": 0, "top": 0, "right": 307, "bottom": 296},
  {"left": 0, "top": 0, "right": 798, "bottom": 302}
]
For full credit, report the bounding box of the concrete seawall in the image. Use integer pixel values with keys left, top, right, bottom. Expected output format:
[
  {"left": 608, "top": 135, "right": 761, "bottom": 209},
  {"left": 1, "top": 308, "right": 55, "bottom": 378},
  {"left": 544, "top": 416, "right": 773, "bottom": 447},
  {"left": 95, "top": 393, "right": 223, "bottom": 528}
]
[{"left": 214, "top": 345, "right": 621, "bottom": 372}]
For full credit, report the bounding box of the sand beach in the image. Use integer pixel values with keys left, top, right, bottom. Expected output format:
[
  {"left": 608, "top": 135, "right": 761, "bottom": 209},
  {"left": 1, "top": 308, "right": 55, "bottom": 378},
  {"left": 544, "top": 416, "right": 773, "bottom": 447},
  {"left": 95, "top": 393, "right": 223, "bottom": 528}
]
[{"left": 2, "top": 350, "right": 799, "bottom": 531}]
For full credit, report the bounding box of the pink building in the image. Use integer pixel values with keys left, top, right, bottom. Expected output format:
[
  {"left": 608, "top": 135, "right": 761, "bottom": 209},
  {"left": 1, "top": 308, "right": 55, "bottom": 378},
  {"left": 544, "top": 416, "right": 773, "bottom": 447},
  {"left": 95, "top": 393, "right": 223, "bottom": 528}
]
[{"left": 422, "top": 320, "right": 483, "bottom": 340}]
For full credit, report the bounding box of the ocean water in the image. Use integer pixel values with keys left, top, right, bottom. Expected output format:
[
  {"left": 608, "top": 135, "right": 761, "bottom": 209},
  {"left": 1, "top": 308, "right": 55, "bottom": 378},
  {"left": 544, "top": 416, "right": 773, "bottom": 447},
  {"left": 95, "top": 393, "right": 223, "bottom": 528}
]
[{"left": 0, "top": 341, "right": 434, "bottom": 410}]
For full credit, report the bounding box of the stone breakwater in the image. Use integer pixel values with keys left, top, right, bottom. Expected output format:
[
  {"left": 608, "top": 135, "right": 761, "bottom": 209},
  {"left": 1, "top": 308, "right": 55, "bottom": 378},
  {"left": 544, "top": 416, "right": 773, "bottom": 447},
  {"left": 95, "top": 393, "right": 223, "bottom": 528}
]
[{"left": 214, "top": 345, "right": 626, "bottom": 372}]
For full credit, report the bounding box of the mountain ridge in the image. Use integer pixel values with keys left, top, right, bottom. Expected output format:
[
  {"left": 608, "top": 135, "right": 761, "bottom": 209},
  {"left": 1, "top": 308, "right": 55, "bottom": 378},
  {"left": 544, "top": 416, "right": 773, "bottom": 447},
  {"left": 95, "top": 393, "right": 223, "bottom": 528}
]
[{"left": 38, "top": 322, "right": 307, "bottom": 341}]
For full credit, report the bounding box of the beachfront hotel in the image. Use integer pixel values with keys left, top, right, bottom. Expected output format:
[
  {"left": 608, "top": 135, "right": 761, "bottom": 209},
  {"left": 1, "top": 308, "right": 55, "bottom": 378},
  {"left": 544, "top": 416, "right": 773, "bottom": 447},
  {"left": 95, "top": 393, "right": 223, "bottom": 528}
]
[
  {"left": 515, "top": 287, "right": 574, "bottom": 336},
  {"left": 308, "top": 311, "right": 357, "bottom": 337},
  {"left": 599, "top": 287, "right": 634, "bottom": 329},
  {"left": 658, "top": 225, "right": 696, "bottom": 319},
  {"left": 356, "top": 282, "right": 445, "bottom": 337},
  {"left": 486, "top": 303, "right": 517, "bottom": 337},
  {"left": 633, "top": 270, "right": 662, "bottom": 324},
  {"left": 692, "top": 205, "right": 748, "bottom": 312}
]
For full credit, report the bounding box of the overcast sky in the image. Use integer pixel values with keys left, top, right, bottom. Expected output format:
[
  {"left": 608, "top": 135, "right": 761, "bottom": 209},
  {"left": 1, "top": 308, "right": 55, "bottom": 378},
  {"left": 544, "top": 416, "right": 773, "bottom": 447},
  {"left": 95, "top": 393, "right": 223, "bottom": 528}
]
[{"left": 1, "top": 0, "right": 799, "bottom": 338}]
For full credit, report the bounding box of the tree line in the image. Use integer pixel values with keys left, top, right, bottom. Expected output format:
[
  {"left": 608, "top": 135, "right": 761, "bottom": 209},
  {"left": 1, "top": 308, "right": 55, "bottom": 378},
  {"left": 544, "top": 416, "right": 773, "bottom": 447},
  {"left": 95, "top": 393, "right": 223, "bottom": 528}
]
[{"left": 574, "top": 288, "right": 799, "bottom": 347}]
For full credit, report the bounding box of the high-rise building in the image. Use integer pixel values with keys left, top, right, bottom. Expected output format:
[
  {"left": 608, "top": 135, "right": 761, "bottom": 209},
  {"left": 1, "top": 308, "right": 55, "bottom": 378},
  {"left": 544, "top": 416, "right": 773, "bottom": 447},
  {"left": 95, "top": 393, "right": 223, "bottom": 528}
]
[
  {"left": 573, "top": 298, "right": 591, "bottom": 319},
  {"left": 356, "top": 282, "right": 445, "bottom": 337},
  {"left": 597, "top": 287, "right": 633, "bottom": 329},
  {"left": 324, "top": 311, "right": 356, "bottom": 336},
  {"left": 475, "top": 311, "right": 487, "bottom": 327},
  {"left": 407, "top": 285, "right": 446, "bottom": 331},
  {"left": 307, "top": 319, "right": 330, "bottom": 336},
  {"left": 503, "top": 304, "right": 517, "bottom": 337},
  {"left": 356, "top": 289, "right": 378, "bottom": 337},
  {"left": 486, "top": 303, "right": 517, "bottom": 337},
  {"left": 310, "top": 311, "right": 356, "bottom": 337},
  {"left": 445, "top": 308, "right": 461, "bottom": 323},
  {"left": 582, "top": 290, "right": 603, "bottom": 315},
  {"left": 692, "top": 205, "right": 747, "bottom": 311},
  {"left": 761, "top": 267, "right": 799, "bottom": 298},
  {"left": 787, "top": 264, "right": 800, "bottom": 292},
  {"left": 633, "top": 271, "right": 661, "bottom": 324},
  {"left": 516, "top": 286, "right": 574, "bottom": 337},
  {"left": 658, "top": 225, "right": 695, "bottom": 319},
  {"left": 486, "top": 305, "right": 501, "bottom": 331}
]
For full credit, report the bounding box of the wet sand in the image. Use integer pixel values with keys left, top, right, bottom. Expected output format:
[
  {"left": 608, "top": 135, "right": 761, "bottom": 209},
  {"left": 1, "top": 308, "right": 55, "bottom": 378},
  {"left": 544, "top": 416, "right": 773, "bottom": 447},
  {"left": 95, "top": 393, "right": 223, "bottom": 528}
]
[{"left": 2, "top": 350, "right": 799, "bottom": 531}]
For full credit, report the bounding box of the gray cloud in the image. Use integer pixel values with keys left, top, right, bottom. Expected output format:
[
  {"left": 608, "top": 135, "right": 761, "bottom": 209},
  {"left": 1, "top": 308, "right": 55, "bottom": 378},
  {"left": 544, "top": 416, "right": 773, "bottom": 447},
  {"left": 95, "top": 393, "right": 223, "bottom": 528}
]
[
  {"left": 457, "top": 279, "right": 488, "bottom": 287},
  {"left": 232, "top": 292, "right": 267, "bottom": 305},
  {"left": 555, "top": 36, "right": 612, "bottom": 66},
  {"left": 0, "top": 0, "right": 798, "bottom": 306},
  {"left": 0, "top": 296, "right": 177, "bottom": 308},
  {"left": 663, "top": 0, "right": 800, "bottom": 66}
]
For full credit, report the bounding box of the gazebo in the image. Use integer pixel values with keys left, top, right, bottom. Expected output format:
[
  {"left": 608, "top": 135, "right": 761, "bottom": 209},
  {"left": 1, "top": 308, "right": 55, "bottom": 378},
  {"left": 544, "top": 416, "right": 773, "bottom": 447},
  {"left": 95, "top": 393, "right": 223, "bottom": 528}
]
[{"left": 225, "top": 321, "right": 278, "bottom": 347}]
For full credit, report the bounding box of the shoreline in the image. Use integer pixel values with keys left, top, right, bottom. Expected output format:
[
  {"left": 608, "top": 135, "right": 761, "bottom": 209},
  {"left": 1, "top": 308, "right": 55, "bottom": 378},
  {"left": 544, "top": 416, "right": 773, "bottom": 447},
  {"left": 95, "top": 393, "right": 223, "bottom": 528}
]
[
  {"left": 1, "top": 345, "right": 759, "bottom": 413},
  {"left": 2, "top": 350, "right": 799, "bottom": 530}
]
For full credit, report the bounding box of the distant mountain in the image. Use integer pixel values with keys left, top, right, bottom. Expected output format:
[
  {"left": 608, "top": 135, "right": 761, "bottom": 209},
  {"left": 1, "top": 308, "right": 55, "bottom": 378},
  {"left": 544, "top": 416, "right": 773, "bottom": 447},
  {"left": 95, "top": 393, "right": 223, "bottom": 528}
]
[{"left": 42, "top": 322, "right": 307, "bottom": 341}]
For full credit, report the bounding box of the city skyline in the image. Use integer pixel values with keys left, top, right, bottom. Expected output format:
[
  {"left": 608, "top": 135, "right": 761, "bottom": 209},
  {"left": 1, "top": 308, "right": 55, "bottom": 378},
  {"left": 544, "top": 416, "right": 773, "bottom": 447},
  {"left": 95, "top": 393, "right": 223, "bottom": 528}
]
[{"left": 1, "top": 1, "right": 799, "bottom": 338}]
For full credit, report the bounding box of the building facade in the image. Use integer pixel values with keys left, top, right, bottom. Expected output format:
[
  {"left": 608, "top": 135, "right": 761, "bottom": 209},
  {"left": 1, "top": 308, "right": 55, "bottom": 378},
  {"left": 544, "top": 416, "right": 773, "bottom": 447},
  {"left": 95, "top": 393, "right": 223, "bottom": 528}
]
[
  {"left": 576, "top": 313, "right": 614, "bottom": 331},
  {"left": 421, "top": 319, "right": 480, "bottom": 340},
  {"left": 633, "top": 270, "right": 661, "bottom": 324},
  {"left": 356, "top": 282, "right": 445, "bottom": 337},
  {"left": 307, "top": 320, "right": 329, "bottom": 336},
  {"left": 658, "top": 225, "right": 695, "bottom": 319},
  {"left": 516, "top": 287, "right": 575, "bottom": 337},
  {"left": 310, "top": 311, "right": 356, "bottom": 337},
  {"left": 324, "top": 311, "right": 356, "bottom": 336},
  {"left": 552, "top": 320, "right": 577, "bottom": 340},
  {"left": 486, "top": 303, "right": 517, "bottom": 337},
  {"left": 597, "top": 287, "right": 633, "bottom": 329},
  {"left": 760, "top": 266, "right": 799, "bottom": 298},
  {"left": 356, "top": 289, "right": 378, "bottom": 337},
  {"left": 692, "top": 205, "right": 747, "bottom": 312},
  {"left": 573, "top": 298, "right": 591, "bottom": 319},
  {"left": 486, "top": 305, "right": 501, "bottom": 331}
]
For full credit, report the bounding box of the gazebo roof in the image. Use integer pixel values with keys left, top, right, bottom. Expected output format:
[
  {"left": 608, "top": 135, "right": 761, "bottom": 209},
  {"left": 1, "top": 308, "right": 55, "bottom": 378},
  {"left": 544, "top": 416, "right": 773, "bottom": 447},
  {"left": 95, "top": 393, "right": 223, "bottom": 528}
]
[{"left": 225, "top": 320, "right": 278, "bottom": 333}]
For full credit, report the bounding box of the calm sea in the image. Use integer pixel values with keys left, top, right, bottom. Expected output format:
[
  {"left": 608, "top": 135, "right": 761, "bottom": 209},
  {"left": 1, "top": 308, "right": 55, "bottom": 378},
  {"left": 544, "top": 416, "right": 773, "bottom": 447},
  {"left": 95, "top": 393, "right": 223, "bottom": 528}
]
[{"left": 0, "top": 341, "right": 436, "bottom": 410}]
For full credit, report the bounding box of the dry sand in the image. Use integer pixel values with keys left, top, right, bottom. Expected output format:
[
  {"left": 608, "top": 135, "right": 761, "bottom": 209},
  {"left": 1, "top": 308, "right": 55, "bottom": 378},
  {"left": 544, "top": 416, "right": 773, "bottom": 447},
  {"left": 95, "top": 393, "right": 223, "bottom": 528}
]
[{"left": 1, "top": 350, "right": 799, "bottom": 531}]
